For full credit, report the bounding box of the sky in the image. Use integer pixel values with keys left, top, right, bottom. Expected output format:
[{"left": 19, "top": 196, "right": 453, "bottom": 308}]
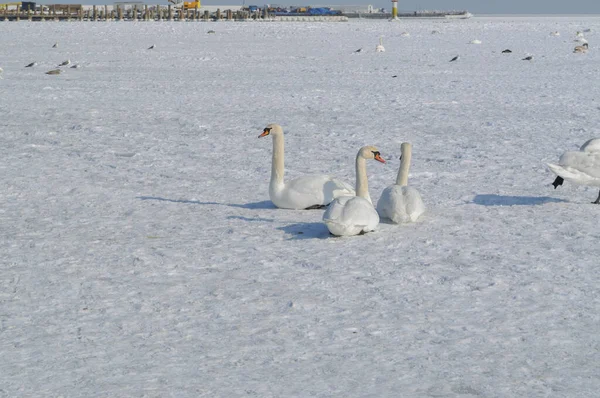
[{"left": 28, "top": 0, "right": 600, "bottom": 13}]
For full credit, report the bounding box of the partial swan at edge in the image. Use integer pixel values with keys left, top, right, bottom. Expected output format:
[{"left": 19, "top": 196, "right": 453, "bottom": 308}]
[{"left": 547, "top": 138, "right": 600, "bottom": 203}]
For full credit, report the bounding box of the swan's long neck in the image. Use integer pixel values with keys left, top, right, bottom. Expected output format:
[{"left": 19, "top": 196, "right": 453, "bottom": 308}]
[
  {"left": 355, "top": 154, "right": 372, "bottom": 204},
  {"left": 396, "top": 143, "right": 412, "bottom": 186},
  {"left": 270, "top": 132, "right": 285, "bottom": 191}
]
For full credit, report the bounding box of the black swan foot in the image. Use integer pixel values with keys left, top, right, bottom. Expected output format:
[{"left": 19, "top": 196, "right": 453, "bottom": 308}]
[{"left": 552, "top": 176, "right": 564, "bottom": 189}]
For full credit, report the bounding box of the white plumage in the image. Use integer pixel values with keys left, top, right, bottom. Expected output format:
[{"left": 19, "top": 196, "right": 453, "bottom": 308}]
[
  {"left": 376, "top": 37, "right": 385, "bottom": 52},
  {"left": 547, "top": 138, "right": 600, "bottom": 203},
  {"left": 259, "top": 124, "right": 354, "bottom": 210},
  {"left": 377, "top": 142, "right": 425, "bottom": 223},
  {"left": 323, "top": 146, "right": 385, "bottom": 236}
]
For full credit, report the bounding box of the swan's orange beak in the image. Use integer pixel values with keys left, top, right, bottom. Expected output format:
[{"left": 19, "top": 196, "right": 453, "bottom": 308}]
[
  {"left": 375, "top": 154, "right": 386, "bottom": 163},
  {"left": 258, "top": 129, "right": 270, "bottom": 138}
]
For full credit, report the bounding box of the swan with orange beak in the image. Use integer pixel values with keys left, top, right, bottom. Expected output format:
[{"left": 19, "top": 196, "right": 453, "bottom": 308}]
[
  {"left": 258, "top": 124, "right": 355, "bottom": 209},
  {"left": 323, "top": 146, "right": 386, "bottom": 236}
]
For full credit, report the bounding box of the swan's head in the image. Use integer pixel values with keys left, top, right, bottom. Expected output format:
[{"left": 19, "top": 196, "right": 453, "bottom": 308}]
[
  {"left": 359, "top": 146, "right": 386, "bottom": 163},
  {"left": 258, "top": 123, "right": 283, "bottom": 138}
]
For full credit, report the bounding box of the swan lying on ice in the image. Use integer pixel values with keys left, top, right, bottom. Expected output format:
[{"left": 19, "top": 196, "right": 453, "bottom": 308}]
[
  {"left": 258, "top": 123, "right": 354, "bottom": 209},
  {"left": 377, "top": 142, "right": 425, "bottom": 223},
  {"left": 323, "top": 146, "right": 385, "bottom": 236},
  {"left": 547, "top": 138, "right": 600, "bottom": 203}
]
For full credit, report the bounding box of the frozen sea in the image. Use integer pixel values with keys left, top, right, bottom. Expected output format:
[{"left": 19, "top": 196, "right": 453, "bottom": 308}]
[{"left": 1, "top": 16, "right": 600, "bottom": 397}]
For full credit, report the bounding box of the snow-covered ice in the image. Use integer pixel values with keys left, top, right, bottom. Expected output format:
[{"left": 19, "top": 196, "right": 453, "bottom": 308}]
[{"left": 1, "top": 16, "right": 600, "bottom": 397}]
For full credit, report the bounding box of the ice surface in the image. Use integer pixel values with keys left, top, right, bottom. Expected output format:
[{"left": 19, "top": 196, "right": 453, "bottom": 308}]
[{"left": 1, "top": 17, "right": 600, "bottom": 397}]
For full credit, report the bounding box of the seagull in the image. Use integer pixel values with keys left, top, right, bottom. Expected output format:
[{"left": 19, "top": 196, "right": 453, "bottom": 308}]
[
  {"left": 574, "top": 43, "right": 589, "bottom": 53},
  {"left": 502, "top": 49, "right": 512, "bottom": 53},
  {"left": 550, "top": 31, "right": 560, "bottom": 36},
  {"left": 25, "top": 62, "right": 37, "bottom": 68},
  {"left": 522, "top": 55, "right": 533, "bottom": 61},
  {"left": 46, "top": 69, "right": 62, "bottom": 75},
  {"left": 354, "top": 48, "right": 362, "bottom": 53},
  {"left": 400, "top": 32, "right": 410, "bottom": 37},
  {"left": 57, "top": 59, "right": 71, "bottom": 67},
  {"left": 147, "top": 44, "right": 155, "bottom": 49},
  {"left": 449, "top": 55, "right": 459, "bottom": 62},
  {"left": 376, "top": 37, "right": 385, "bottom": 52},
  {"left": 52, "top": 42, "right": 58, "bottom": 48}
]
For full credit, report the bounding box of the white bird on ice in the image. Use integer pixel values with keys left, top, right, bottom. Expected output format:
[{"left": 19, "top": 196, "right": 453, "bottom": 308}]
[
  {"left": 376, "top": 37, "right": 385, "bottom": 52},
  {"left": 258, "top": 123, "right": 355, "bottom": 209},
  {"left": 377, "top": 142, "right": 425, "bottom": 223},
  {"left": 548, "top": 138, "right": 600, "bottom": 203},
  {"left": 323, "top": 146, "right": 385, "bottom": 236}
]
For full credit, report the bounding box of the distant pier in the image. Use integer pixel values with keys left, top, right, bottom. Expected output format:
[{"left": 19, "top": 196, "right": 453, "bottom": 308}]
[{"left": 0, "top": 5, "right": 349, "bottom": 21}]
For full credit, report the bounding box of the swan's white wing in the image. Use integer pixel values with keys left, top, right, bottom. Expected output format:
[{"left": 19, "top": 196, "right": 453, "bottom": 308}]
[
  {"left": 324, "top": 196, "right": 379, "bottom": 236},
  {"left": 402, "top": 186, "right": 426, "bottom": 222},
  {"left": 377, "top": 185, "right": 425, "bottom": 223},
  {"left": 377, "top": 185, "right": 398, "bottom": 221},
  {"left": 283, "top": 175, "right": 355, "bottom": 208},
  {"left": 548, "top": 163, "right": 600, "bottom": 186},
  {"left": 323, "top": 196, "right": 354, "bottom": 222},
  {"left": 558, "top": 151, "right": 600, "bottom": 179}
]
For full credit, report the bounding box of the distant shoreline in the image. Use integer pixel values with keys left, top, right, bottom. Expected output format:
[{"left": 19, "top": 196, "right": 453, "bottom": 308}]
[{"left": 474, "top": 14, "right": 600, "bottom": 17}]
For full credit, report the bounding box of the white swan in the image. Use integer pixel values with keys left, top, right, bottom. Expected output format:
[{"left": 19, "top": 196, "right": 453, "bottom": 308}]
[
  {"left": 376, "top": 37, "right": 385, "bottom": 52},
  {"left": 377, "top": 142, "right": 425, "bottom": 223},
  {"left": 323, "top": 146, "right": 385, "bottom": 236},
  {"left": 258, "top": 124, "right": 354, "bottom": 209},
  {"left": 547, "top": 138, "right": 600, "bottom": 203}
]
